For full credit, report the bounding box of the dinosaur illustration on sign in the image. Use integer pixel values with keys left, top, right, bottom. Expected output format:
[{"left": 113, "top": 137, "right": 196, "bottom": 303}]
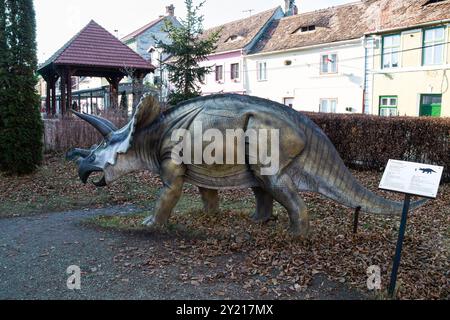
[{"left": 419, "top": 168, "right": 437, "bottom": 174}]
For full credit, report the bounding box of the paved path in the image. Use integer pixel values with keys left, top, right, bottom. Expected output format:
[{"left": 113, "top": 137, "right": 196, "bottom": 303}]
[{"left": 0, "top": 207, "right": 366, "bottom": 300}]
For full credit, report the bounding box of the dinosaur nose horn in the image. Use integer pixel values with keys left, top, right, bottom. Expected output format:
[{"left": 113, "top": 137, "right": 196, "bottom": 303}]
[
  {"left": 71, "top": 111, "right": 117, "bottom": 138},
  {"left": 66, "top": 148, "right": 92, "bottom": 161}
]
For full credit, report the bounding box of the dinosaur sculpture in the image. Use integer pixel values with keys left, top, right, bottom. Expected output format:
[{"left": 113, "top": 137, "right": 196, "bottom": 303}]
[{"left": 67, "top": 94, "right": 426, "bottom": 237}]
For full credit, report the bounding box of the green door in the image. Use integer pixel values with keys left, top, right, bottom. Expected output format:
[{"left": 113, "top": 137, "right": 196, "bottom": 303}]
[{"left": 420, "top": 94, "right": 442, "bottom": 117}]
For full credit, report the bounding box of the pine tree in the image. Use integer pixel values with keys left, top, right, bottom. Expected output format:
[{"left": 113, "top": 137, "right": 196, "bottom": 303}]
[
  {"left": 0, "top": 0, "right": 8, "bottom": 168},
  {"left": 0, "top": 0, "right": 43, "bottom": 175},
  {"left": 157, "top": 0, "right": 220, "bottom": 106}
]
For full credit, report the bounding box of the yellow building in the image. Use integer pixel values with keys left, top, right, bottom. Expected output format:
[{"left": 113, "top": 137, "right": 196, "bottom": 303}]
[{"left": 365, "top": 0, "right": 450, "bottom": 118}]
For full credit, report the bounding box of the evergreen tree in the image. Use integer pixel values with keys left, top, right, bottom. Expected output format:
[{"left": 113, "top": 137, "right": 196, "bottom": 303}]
[
  {"left": 157, "top": 0, "right": 220, "bottom": 106},
  {"left": 0, "top": 0, "right": 43, "bottom": 175},
  {"left": 0, "top": 0, "right": 8, "bottom": 168}
]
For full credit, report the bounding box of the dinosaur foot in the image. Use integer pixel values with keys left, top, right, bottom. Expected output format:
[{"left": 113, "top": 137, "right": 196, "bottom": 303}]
[
  {"left": 250, "top": 212, "right": 277, "bottom": 224},
  {"left": 288, "top": 224, "right": 311, "bottom": 240},
  {"left": 142, "top": 216, "right": 166, "bottom": 229}
]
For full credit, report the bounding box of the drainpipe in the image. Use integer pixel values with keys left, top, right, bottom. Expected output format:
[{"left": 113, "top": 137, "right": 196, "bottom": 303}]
[{"left": 362, "top": 36, "right": 368, "bottom": 114}]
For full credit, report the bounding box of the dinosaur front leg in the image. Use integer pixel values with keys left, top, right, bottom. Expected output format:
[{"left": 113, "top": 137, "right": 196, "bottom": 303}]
[
  {"left": 143, "top": 161, "right": 185, "bottom": 227},
  {"left": 250, "top": 187, "right": 274, "bottom": 223},
  {"left": 199, "top": 187, "right": 220, "bottom": 215}
]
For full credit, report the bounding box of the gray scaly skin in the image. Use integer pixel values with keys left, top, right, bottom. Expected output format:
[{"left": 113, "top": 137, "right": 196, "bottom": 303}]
[{"left": 67, "top": 94, "right": 427, "bottom": 238}]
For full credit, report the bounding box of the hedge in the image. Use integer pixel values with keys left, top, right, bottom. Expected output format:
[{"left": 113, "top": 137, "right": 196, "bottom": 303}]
[
  {"left": 43, "top": 112, "right": 450, "bottom": 183},
  {"left": 306, "top": 113, "right": 450, "bottom": 182},
  {"left": 43, "top": 114, "right": 128, "bottom": 153}
]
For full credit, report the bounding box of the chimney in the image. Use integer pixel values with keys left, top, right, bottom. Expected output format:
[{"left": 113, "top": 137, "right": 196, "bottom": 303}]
[
  {"left": 166, "top": 4, "right": 175, "bottom": 16},
  {"left": 284, "top": 0, "right": 298, "bottom": 16}
]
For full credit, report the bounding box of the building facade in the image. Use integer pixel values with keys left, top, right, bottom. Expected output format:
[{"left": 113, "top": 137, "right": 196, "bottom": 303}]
[
  {"left": 364, "top": 0, "right": 450, "bottom": 117},
  {"left": 246, "top": 2, "right": 370, "bottom": 113},
  {"left": 198, "top": 7, "right": 284, "bottom": 96},
  {"left": 121, "top": 4, "right": 181, "bottom": 100}
]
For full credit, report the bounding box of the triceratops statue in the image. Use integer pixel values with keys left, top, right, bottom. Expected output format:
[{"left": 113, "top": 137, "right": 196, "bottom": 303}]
[{"left": 67, "top": 94, "right": 426, "bottom": 237}]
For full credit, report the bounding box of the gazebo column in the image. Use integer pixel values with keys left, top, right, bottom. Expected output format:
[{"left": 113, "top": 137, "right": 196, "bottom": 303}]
[
  {"left": 132, "top": 71, "right": 145, "bottom": 114},
  {"left": 51, "top": 77, "right": 57, "bottom": 117},
  {"left": 59, "top": 73, "right": 66, "bottom": 116},
  {"left": 66, "top": 70, "right": 74, "bottom": 114},
  {"left": 106, "top": 76, "right": 123, "bottom": 111},
  {"left": 45, "top": 79, "right": 51, "bottom": 117}
]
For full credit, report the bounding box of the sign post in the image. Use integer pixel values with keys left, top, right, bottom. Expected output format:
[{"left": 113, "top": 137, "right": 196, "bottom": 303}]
[
  {"left": 388, "top": 194, "right": 410, "bottom": 297},
  {"left": 378, "top": 160, "right": 443, "bottom": 298}
]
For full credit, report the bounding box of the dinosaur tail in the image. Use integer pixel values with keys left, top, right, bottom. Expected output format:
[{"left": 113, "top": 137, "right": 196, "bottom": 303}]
[{"left": 287, "top": 125, "right": 428, "bottom": 215}]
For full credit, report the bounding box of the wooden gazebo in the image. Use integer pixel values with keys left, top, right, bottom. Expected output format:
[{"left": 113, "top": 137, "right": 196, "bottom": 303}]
[{"left": 37, "top": 20, "right": 155, "bottom": 117}]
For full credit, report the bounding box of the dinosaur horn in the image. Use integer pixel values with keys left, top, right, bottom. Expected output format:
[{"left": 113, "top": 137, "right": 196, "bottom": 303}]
[
  {"left": 84, "top": 113, "right": 119, "bottom": 131},
  {"left": 66, "top": 148, "right": 92, "bottom": 161},
  {"left": 71, "top": 111, "right": 115, "bottom": 138}
]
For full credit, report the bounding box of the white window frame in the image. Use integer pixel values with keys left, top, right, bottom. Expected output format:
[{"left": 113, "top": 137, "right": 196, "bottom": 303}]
[
  {"left": 230, "top": 63, "right": 240, "bottom": 81},
  {"left": 320, "top": 53, "right": 338, "bottom": 74},
  {"left": 423, "top": 27, "right": 446, "bottom": 66},
  {"left": 382, "top": 34, "right": 401, "bottom": 69},
  {"left": 257, "top": 61, "right": 267, "bottom": 81},
  {"left": 215, "top": 65, "right": 224, "bottom": 83},
  {"left": 320, "top": 98, "right": 338, "bottom": 113}
]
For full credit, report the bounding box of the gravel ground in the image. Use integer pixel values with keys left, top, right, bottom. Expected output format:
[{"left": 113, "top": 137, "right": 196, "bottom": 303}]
[{"left": 0, "top": 206, "right": 366, "bottom": 300}]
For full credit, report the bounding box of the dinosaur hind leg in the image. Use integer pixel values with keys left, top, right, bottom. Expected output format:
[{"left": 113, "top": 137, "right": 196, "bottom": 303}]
[
  {"left": 199, "top": 187, "right": 220, "bottom": 215},
  {"left": 260, "top": 174, "right": 310, "bottom": 238},
  {"left": 250, "top": 187, "right": 274, "bottom": 223}
]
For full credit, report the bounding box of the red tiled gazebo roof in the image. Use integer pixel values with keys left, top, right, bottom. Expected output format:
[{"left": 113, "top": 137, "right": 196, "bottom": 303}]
[
  {"left": 38, "top": 20, "right": 155, "bottom": 76},
  {"left": 37, "top": 20, "right": 155, "bottom": 117}
]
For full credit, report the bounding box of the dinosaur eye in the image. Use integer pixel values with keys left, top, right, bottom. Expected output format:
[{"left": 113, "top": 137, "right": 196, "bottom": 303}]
[{"left": 89, "top": 155, "right": 96, "bottom": 162}]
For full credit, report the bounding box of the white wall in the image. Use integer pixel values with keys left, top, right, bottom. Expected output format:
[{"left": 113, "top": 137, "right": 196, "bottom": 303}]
[
  {"left": 199, "top": 50, "right": 246, "bottom": 95},
  {"left": 245, "top": 40, "right": 366, "bottom": 114}
]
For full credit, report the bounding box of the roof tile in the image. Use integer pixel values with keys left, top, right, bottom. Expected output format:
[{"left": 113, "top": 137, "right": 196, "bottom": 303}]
[{"left": 39, "top": 20, "right": 154, "bottom": 72}]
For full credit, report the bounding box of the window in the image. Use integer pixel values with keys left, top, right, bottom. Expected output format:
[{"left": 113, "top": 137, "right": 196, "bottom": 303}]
[
  {"left": 379, "top": 96, "right": 398, "bottom": 117},
  {"left": 320, "top": 54, "right": 338, "bottom": 74},
  {"left": 423, "top": 27, "right": 445, "bottom": 65},
  {"left": 215, "top": 65, "right": 223, "bottom": 82},
  {"left": 382, "top": 34, "right": 401, "bottom": 69},
  {"left": 424, "top": 0, "right": 447, "bottom": 6},
  {"left": 226, "top": 35, "right": 242, "bottom": 42},
  {"left": 320, "top": 99, "right": 337, "bottom": 113},
  {"left": 257, "top": 61, "right": 267, "bottom": 81},
  {"left": 295, "top": 25, "right": 316, "bottom": 33},
  {"left": 230, "top": 63, "right": 240, "bottom": 81}
]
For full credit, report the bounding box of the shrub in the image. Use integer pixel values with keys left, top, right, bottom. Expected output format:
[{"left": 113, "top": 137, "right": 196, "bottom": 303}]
[
  {"left": 305, "top": 113, "right": 450, "bottom": 182},
  {"left": 0, "top": 0, "right": 44, "bottom": 175}
]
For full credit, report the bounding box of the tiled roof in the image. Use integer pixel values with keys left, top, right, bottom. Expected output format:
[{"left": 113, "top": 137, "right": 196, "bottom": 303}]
[
  {"left": 38, "top": 20, "right": 154, "bottom": 72},
  {"left": 365, "top": 0, "right": 450, "bottom": 32},
  {"left": 121, "top": 17, "right": 165, "bottom": 43},
  {"left": 202, "top": 7, "right": 281, "bottom": 54},
  {"left": 252, "top": 0, "right": 450, "bottom": 54},
  {"left": 251, "top": 2, "right": 370, "bottom": 54}
]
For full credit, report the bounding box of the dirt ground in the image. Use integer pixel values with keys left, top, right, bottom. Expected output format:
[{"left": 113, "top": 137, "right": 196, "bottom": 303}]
[{"left": 0, "top": 206, "right": 365, "bottom": 300}]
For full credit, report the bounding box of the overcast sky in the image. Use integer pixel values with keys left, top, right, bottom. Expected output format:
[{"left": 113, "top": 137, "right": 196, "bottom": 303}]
[{"left": 35, "top": 0, "right": 356, "bottom": 63}]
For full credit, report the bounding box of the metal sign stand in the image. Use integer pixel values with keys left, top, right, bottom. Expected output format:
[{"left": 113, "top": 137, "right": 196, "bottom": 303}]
[
  {"left": 388, "top": 194, "right": 411, "bottom": 298},
  {"left": 351, "top": 195, "right": 416, "bottom": 298},
  {"left": 354, "top": 160, "right": 443, "bottom": 299}
]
